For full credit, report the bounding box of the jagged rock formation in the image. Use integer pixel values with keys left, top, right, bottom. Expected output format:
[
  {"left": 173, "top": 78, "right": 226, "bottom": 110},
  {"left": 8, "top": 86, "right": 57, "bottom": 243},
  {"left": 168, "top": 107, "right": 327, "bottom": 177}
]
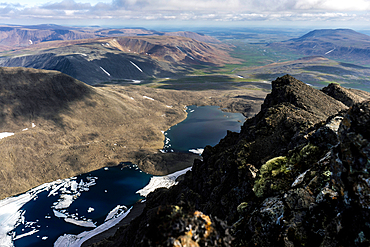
[
  {"left": 97, "top": 75, "right": 370, "bottom": 246},
  {"left": 321, "top": 83, "right": 370, "bottom": 107}
]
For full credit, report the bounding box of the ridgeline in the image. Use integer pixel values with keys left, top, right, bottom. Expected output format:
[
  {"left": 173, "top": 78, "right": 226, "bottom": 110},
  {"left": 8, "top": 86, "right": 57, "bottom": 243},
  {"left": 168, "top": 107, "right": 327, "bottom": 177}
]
[{"left": 93, "top": 75, "right": 370, "bottom": 246}]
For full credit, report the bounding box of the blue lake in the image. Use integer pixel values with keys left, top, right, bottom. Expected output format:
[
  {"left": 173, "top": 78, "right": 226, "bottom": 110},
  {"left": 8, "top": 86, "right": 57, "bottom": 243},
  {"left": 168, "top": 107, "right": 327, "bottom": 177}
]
[
  {"left": 1, "top": 105, "right": 246, "bottom": 246},
  {"left": 163, "top": 105, "right": 245, "bottom": 153},
  {"left": 12, "top": 164, "right": 151, "bottom": 247}
]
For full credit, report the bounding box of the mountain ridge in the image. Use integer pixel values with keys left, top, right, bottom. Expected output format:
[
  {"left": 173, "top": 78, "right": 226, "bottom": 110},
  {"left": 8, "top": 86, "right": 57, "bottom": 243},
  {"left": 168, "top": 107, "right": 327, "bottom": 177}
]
[
  {"left": 269, "top": 28, "right": 370, "bottom": 65},
  {"left": 0, "top": 24, "right": 220, "bottom": 50},
  {"left": 0, "top": 35, "right": 239, "bottom": 84},
  {"left": 94, "top": 75, "right": 370, "bottom": 246},
  {"left": 291, "top": 28, "right": 370, "bottom": 42}
]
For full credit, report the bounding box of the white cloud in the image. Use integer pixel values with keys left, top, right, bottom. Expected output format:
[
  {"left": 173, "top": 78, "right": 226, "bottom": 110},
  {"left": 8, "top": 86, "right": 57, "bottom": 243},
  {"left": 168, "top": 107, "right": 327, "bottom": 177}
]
[
  {"left": 42, "top": 0, "right": 92, "bottom": 10},
  {"left": 1, "top": 0, "right": 369, "bottom": 26},
  {"left": 295, "top": 0, "right": 370, "bottom": 11}
]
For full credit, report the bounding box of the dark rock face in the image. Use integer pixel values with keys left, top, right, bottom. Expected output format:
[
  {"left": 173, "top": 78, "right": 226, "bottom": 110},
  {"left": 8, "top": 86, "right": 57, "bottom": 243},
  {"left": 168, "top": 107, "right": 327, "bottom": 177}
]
[
  {"left": 321, "top": 83, "right": 370, "bottom": 107},
  {"left": 103, "top": 205, "right": 233, "bottom": 247},
  {"left": 98, "top": 75, "right": 370, "bottom": 246},
  {"left": 262, "top": 75, "right": 346, "bottom": 118}
]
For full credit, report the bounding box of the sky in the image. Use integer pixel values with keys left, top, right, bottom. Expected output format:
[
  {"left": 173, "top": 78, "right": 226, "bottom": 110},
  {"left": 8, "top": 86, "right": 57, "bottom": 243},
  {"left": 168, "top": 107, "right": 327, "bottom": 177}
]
[{"left": 0, "top": 0, "right": 369, "bottom": 29}]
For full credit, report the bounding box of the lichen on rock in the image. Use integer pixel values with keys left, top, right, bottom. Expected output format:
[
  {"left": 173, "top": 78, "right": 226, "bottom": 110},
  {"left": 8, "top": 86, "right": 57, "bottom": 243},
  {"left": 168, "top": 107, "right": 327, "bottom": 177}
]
[{"left": 254, "top": 156, "right": 291, "bottom": 198}]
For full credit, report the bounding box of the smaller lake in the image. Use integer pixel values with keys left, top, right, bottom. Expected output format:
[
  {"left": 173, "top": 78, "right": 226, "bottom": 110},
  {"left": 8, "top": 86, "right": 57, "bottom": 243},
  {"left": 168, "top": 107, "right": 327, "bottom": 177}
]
[
  {"left": 7, "top": 164, "right": 151, "bottom": 247},
  {"left": 162, "top": 105, "right": 246, "bottom": 153}
]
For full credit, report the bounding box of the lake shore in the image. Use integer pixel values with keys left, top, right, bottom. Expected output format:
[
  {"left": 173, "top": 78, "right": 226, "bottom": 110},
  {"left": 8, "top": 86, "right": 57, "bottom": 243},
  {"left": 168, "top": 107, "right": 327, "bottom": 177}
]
[
  {"left": 81, "top": 200, "right": 147, "bottom": 247},
  {"left": 81, "top": 165, "right": 193, "bottom": 246},
  {"left": 0, "top": 81, "right": 267, "bottom": 200}
]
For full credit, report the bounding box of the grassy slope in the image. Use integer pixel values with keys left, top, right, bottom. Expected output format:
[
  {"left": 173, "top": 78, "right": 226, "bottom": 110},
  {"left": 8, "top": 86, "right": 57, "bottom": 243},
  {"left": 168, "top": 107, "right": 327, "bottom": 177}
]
[{"left": 0, "top": 67, "right": 267, "bottom": 199}]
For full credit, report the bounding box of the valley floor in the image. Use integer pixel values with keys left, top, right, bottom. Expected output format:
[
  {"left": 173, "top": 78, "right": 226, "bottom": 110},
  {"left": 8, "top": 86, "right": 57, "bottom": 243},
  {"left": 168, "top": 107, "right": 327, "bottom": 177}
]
[{"left": 0, "top": 68, "right": 268, "bottom": 200}]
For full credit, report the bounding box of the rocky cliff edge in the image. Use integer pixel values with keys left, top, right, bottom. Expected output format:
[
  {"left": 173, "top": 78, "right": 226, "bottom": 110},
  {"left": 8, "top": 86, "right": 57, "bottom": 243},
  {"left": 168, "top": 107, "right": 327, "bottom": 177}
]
[{"left": 93, "top": 75, "right": 370, "bottom": 247}]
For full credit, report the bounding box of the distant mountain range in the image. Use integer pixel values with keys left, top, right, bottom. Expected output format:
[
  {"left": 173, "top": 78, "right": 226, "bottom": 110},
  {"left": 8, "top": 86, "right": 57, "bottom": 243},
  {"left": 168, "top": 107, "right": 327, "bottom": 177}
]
[
  {"left": 0, "top": 24, "right": 219, "bottom": 50},
  {"left": 0, "top": 28, "right": 238, "bottom": 84},
  {"left": 269, "top": 29, "right": 370, "bottom": 65}
]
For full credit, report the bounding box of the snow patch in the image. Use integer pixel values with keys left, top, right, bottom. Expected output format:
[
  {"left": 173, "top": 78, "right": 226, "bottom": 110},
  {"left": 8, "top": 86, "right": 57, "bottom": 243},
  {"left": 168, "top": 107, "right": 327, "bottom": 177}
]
[
  {"left": 53, "top": 194, "right": 75, "bottom": 210},
  {"left": 1, "top": 174, "right": 98, "bottom": 246},
  {"left": 176, "top": 46, "right": 184, "bottom": 53},
  {"left": 53, "top": 209, "right": 67, "bottom": 218},
  {"left": 0, "top": 181, "right": 56, "bottom": 246},
  {"left": 104, "top": 205, "right": 127, "bottom": 222},
  {"left": 13, "top": 229, "right": 39, "bottom": 241},
  {"left": 325, "top": 48, "right": 335, "bottom": 55},
  {"left": 32, "top": 123, "right": 36, "bottom": 128},
  {"left": 28, "top": 40, "right": 33, "bottom": 45},
  {"left": 132, "top": 80, "right": 141, "bottom": 83},
  {"left": 54, "top": 207, "right": 132, "bottom": 247},
  {"left": 129, "top": 61, "right": 143, "bottom": 73},
  {"left": 136, "top": 167, "right": 192, "bottom": 197},
  {"left": 100, "top": 67, "right": 111, "bottom": 77},
  {"left": 70, "top": 181, "right": 78, "bottom": 192},
  {"left": 143, "top": 96, "right": 155, "bottom": 101},
  {"left": 189, "top": 148, "right": 204, "bottom": 155},
  {"left": 48, "top": 181, "right": 67, "bottom": 197},
  {"left": 64, "top": 218, "right": 96, "bottom": 228},
  {"left": 0, "top": 132, "right": 14, "bottom": 140}
]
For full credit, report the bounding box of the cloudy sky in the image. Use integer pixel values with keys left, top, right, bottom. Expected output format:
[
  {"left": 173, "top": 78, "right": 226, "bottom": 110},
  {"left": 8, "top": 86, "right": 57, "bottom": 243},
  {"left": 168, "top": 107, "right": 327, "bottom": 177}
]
[{"left": 1, "top": 0, "right": 369, "bottom": 28}]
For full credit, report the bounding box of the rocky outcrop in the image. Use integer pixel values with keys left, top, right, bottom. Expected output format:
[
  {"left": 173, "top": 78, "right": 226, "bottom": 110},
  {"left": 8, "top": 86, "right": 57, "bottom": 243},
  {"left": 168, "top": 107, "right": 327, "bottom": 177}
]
[
  {"left": 321, "top": 83, "right": 370, "bottom": 107},
  {"left": 94, "top": 75, "right": 370, "bottom": 246},
  {"left": 233, "top": 101, "right": 370, "bottom": 246}
]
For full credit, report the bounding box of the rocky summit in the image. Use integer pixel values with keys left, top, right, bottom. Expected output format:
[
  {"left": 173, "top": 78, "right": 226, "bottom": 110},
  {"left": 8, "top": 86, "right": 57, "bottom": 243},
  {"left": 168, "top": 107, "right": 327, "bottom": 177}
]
[{"left": 92, "top": 75, "right": 370, "bottom": 246}]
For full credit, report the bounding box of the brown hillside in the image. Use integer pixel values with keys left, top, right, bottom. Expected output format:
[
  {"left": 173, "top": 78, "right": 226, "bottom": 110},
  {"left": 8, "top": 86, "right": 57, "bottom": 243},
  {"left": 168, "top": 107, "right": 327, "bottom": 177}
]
[
  {"left": 0, "top": 67, "right": 266, "bottom": 199},
  {"left": 165, "top": 31, "right": 221, "bottom": 43},
  {"left": 113, "top": 36, "right": 239, "bottom": 65}
]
